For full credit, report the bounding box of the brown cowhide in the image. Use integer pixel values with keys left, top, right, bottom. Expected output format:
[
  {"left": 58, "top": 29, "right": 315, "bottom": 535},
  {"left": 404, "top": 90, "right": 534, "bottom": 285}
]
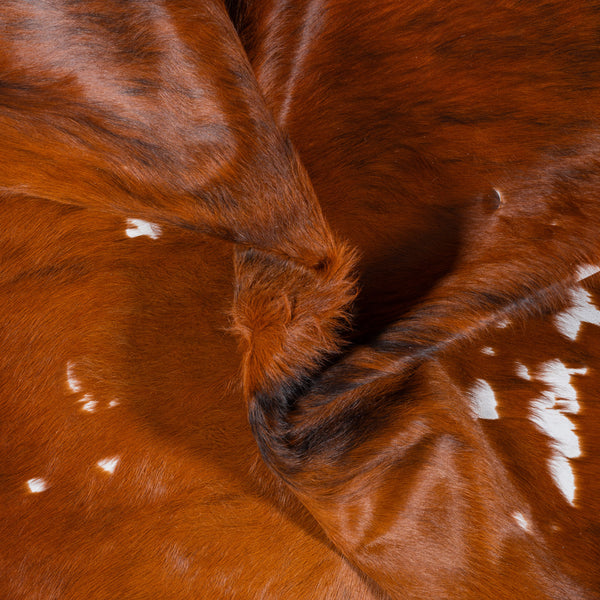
[{"left": 0, "top": 1, "right": 599, "bottom": 598}]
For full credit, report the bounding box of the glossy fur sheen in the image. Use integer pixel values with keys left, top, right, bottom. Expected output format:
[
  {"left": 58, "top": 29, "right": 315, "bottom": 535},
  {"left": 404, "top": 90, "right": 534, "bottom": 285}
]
[{"left": 1, "top": 0, "right": 600, "bottom": 599}]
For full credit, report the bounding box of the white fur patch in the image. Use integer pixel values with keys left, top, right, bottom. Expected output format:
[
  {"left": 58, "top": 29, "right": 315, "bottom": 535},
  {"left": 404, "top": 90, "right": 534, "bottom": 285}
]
[
  {"left": 125, "top": 218, "right": 161, "bottom": 240},
  {"left": 531, "top": 399, "right": 580, "bottom": 457},
  {"left": 468, "top": 379, "right": 499, "bottom": 420},
  {"left": 554, "top": 286, "right": 600, "bottom": 341},
  {"left": 536, "top": 360, "right": 587, "bottom": 409},
  {"left": 575, "top": 264, "right": 600, "bottom": 282},
  {"left": 548, "top": 454, "right": 577, "bottom": 505},
  {"left": 515, "top": 362, "right": 531, "bottom": 381},
  {"left": 97, "top": 457, "right": 120, "bottom": 474},
  {"left": 66, "top": 362, "right": 82, "bottom": 393},
  {"left": 108, "top": 399, "right": 120, "bottom": 408},
  {"left": 496, "top": 317, "right": 511, "bottom": 329},
  {"left": 481, "top": 346, "right": 495, "bottom": 355},
  {"left": 512, "top": 512, "right": 531, "bottom": 532},
  {"left": 27, "top": 478, "right": 47, "bottom": 493},
  {"left": 79, "top": 393, "right": 97, "bottom": 412},
  {"left": 530, "top": 359, "right": 587, "bottom": 504}
]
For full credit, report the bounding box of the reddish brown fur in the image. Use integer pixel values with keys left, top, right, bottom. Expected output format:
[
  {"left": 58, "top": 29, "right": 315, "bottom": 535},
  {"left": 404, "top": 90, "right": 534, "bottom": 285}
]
[{"left": 1, "top": 0, "right": 600, "bottom": 598}]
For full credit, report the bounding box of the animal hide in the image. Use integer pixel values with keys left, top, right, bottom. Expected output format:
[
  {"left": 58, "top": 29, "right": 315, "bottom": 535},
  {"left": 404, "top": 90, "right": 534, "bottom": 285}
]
[{"left": 0, "top": 1, "right": 599, "bottom": 598}]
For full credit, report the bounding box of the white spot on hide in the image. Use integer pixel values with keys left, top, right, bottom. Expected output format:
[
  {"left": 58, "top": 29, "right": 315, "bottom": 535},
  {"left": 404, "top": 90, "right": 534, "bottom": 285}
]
[
  {"left": 108, "top": 399, "right": 120, "bottom": 408},
  {"left": 530, "top": 359, "right": 587, "bottom": 504},
  {"left": 575, "top": 264, "right": 600, "bottom": 282},
  {"left": 496, "top": 317, "right": 510, "bottom": 329},
  {"left": 515, "top": 362, "right": 532, "bottom": 380},
  {"left": 536, "top": 360, "right": 587, "bottom": 412},
  {"left": 468, "top": 379, "right": 499, "bottom": 420},
  {"left": 125, "top": 218, "right": 161, "bottom": 240},
  {"left": 97, "top": 457, "right": 120, "bottom": 474},
  {"left": 512, "top": 512, "right": 531, "bottom": 532},
  {"left": 481, "top": 346, "right": 495, "bottom": 355},
  {"left": 554, "top": 286, "right": 600, "bottom": 341},
  {"left": 27, "top": 478, "right": 47, "bottom": 493},
  {"left": 548, "top": 455, "right": 577, "bottom": 505},
  {"left": 66, "top": 362, "right": 81, "bottom": 393},
  {"left": 78, "top": 394, "right": 97, "bottom": 412},
  {"left": 531, "top": 399, "right": 580, "bottom": 457}
]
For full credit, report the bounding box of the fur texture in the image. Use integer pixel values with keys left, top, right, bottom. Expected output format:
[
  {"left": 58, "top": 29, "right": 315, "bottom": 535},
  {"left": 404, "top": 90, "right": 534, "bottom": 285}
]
[{"left": 1, "top": 1, "right": 600, "bottom": 599}]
